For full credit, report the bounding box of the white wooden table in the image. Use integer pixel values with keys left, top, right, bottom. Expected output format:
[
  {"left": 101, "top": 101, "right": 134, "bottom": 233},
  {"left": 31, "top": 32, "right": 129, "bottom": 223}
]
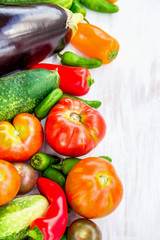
[{"left": 31, "top": 0, "right": 160, "bottom": 239}]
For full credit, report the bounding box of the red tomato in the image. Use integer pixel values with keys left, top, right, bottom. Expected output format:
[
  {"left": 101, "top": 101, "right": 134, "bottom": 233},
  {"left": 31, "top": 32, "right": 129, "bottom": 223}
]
[
  {"left": 0, "top": 160, "right": 21, "bottom": 206},
  {"left": 65, "top": 157, "right": 123, "bottom": 219},
  {"left": 45, "top": 98, "right": 106, "bottom": 157},
  {"left": 0, "top": 113, "right": 43, "bottom": 162}
]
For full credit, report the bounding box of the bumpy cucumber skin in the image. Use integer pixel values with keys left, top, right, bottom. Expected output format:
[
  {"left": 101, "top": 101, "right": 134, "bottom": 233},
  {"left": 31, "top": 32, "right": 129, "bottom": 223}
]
[
  {"left": 0, "top": 69, "right": 59, "bottom": 121},
  {"left": 0, "top": 227, "right": 30, "bottom": 240},
  {"left": 0, "top": 0, "right": 73, "bottom": 9},
  {"left": 0, "top": 195, "right": 49, "bottom": 240}
]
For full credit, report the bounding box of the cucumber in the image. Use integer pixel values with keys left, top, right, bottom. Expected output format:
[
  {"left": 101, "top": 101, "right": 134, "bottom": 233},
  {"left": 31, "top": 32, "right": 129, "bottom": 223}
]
[
  {"left": 0, "top": 69, "right": 59, "bottom": 121},
  {"left": 0, "top": 0, "right": 73, "bottom": 9},
  {"left": 34, "top": 88, "right": 63, "bottom": 120},
  {"left": 0, "top": 195, "right": 49, "bottom": 240}
]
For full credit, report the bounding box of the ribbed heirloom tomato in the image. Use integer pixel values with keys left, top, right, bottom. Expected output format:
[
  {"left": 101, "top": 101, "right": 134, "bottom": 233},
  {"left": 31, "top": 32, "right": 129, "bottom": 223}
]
[
  {"left": 0, "top": 160, "right": 20, "bottom": 206},
  {"left": 65, "top": 157, "right": 123, "bottom": 219},
  {"left": 45, "top": 97, "right": 106, "bottom": 157},
  {"left": 0, "top": 113, "right": 43, "bottom": 162}
]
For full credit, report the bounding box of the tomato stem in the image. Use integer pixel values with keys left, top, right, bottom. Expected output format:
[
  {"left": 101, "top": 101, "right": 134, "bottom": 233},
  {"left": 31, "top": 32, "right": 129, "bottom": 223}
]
[
  {"left": 99, "top": 175, "right": 109, "bottom": 185},
  {"left": 80, "top": 229, "right": 88, "bottom": 238},
  {"left": 13, "top": 129, "right": 21, "bottom": 136},
  {"left": 70, "top": 112, "right": 81, "bottom": 123},
  {"left": 0, "top": 172, "right": 3, "bottom": 181}
]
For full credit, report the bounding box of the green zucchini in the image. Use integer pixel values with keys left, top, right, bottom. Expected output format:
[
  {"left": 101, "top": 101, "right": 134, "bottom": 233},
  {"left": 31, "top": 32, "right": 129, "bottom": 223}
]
[
  {"left": 0, "top": 195, "right": 49, "bottom": 240},
  {"left": 0, "top": 0, "right": 73, "bottom": 9},
  {"left": 0, "top": 69, "right": 59, "bottom": 121}
]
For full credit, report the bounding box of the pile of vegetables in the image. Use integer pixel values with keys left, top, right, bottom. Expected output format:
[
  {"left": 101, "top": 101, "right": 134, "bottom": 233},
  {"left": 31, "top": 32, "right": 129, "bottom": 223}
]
[{"left": 0, "top": 0, "right": 123, "bottom": 239}]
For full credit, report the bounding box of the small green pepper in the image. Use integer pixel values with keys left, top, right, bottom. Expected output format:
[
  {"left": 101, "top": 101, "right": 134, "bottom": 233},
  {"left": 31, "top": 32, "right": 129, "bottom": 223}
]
[
  {"left": 31, "top": 153, "right": 60, "bottom": 171},
  {"left": 99, "top": 156, "right": 112, "bottom": 162},
  {"left": 80, "top": 0, "right": 119, "bottom": 13},
  {"left": 51, "top": 158, "right": 81, "bottom": 175},
  {"left": 34, "top": 88, "right": 63, "bottom": 120},
  {"left": 58, "top": 51, "right": 102, "bottom": 69},
  {"left": 70, "top": 0, "right": 89, "bottom": 23},
  {"left": 51, "top": 156, "right": 111, "bottom": 176},
  {"left": 43, "top": 167, "right": 66, "bottom": 189},
  {"left": 60, "top": 94, "right": 102, "bottom": 109}
]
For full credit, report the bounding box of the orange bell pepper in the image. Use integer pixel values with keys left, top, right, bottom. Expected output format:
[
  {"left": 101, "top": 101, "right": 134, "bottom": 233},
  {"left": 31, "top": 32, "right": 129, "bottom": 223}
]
[
  {"left": 107, "top": 0, "right": 118, "bottom": 3},
  {"left": 71, "top": 23, "right": 119, "bottom": 64}
]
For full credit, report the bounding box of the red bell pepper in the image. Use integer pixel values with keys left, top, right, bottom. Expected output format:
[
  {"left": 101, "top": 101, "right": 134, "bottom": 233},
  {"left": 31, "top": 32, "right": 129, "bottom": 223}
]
[
  {"left": 31, "top": 63, "right": 94, "bottom": 96},
  {"left": 28, "top": 177, "right": 68, "bottom": 240}
]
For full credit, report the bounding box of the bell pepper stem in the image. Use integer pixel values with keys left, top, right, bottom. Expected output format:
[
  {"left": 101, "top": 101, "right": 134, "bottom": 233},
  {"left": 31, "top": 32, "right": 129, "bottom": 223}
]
[
  {"left": 28, "top": 226, "right": 43, "bottom": 240},
  {"left": 87, "top": 76, "right": 94, "bottom": 88},
  {"left": 108, "top": 49, "right": 118, "bottom": 61}
]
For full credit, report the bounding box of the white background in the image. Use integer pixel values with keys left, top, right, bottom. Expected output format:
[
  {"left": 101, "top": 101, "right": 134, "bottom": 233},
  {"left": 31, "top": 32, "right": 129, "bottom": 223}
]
[{"left": 33, "top": 0, "right": 160, "bottom": 239}]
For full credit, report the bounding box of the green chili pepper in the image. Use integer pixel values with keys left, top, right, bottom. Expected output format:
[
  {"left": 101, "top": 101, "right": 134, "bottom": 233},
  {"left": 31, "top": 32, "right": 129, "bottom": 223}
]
[
  {"left": 58, "top": 51, "right": 102, "bottom": 69},
  {"left": 80, "top": 0, "right": 119, "bottom": 13},
  {"left": 70, "top": 0, "right": 89, "bottom": 23},
  {"left": 51, "top": 157, "right": 81, "bottom": 175},
  {"left": 99, "top": 156, "right": 112, "bottom": 162},
  {"left": 31, "top": 153, "right": 60, "bottom": 171},
  {"left": 51, "top": 156, "right": 111, "bottom": 176},
  {"left": 60, "top": 94, "right": 102, "bottom": 109},
  {"left": 43, "top": 167, "right": 66, "bottom": 189},
  {"left": 34, "top": 88, "right": 63, "bottom": 120}
]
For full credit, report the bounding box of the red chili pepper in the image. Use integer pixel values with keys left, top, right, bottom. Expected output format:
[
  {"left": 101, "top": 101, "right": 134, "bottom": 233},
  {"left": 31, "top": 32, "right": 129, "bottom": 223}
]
[
  {"left": 31, "top": 63, "right": 94, "bottom": 96},
  {"left": 28, "top": 177, "right": 68, "bottom": 240}
]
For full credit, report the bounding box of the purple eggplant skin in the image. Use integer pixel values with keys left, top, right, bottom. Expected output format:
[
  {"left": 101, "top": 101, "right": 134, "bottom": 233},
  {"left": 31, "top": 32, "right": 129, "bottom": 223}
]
[{"left": 0, "top": 3, "right": 72, "bottom": 76}]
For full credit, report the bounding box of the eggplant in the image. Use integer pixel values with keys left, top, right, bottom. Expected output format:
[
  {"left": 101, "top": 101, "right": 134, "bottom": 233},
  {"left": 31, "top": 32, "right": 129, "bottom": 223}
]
[{"left": 0, "top": 4, "right": 83, "bottom": 76}]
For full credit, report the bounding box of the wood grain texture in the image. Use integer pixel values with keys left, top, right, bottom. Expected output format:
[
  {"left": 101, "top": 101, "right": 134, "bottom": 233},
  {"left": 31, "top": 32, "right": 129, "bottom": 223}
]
[{"left": 29, "top": 0, "right": 160, "bottom": 239}]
